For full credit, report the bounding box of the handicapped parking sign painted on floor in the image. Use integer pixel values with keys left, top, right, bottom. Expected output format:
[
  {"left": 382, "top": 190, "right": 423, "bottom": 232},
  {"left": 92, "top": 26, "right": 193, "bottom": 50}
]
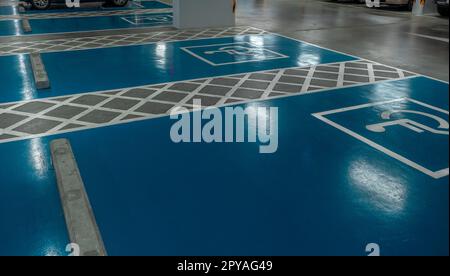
[
  {"left": 182, "top": 42, "right": 289, "bottom": 66},
  {"left": 313, "top": 98, "right": 449, "bottom": 179},
  {"left": 121, "top": 14, "right": 173, "bottom": 25}
]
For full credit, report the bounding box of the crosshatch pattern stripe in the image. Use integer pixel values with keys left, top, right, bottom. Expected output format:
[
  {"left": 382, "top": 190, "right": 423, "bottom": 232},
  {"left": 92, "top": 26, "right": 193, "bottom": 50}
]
[
  {"left": 0, "top": 60, "right": 416, "bottom": 144},
  {"left": 0, "top": 8, "right": 173, "bottom": 21},
  {"left": 0, "top": 27, "right": 268, "bottom": 56}
]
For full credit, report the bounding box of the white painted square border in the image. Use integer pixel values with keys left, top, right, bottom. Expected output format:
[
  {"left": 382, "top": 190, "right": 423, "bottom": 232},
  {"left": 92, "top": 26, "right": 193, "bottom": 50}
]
[
  {"left": 312, "top": 97, "right": 449, "bottom": 179},
  {"left": 181, "top": 42, "right": 289, "bottom": 66},
  {"left": 120, "top": 14, "right": 173, "bottom": 25}
]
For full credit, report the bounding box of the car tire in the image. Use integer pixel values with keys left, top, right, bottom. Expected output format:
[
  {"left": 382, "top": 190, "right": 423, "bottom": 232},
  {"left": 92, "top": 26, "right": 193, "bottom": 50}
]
[
  {"left": 437, "top": 5, "right": 449, "bottom": 16},
  {"left": 110, "top": 0, "right": 129, "bottom": 7},
  {"left": 31, "top": 0, "right": 51, "bottom": 10}
]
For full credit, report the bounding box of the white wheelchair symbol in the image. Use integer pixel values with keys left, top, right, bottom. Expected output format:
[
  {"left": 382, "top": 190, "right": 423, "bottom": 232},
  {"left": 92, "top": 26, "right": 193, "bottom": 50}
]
[
  {"left": 146, "top": 15, "right": 172, "bottom": 22},
  {"left": 204, "top": 46, "right": 262, "bottom": 56},
  {"left": 366, "top": 110, "right": 449, "bottom": 135},
  {"left": 365, "top": 243, "right": 380, "bottom": 256},
  {"left": 65, "top": 243, "right": 80, "bottom": 256}
]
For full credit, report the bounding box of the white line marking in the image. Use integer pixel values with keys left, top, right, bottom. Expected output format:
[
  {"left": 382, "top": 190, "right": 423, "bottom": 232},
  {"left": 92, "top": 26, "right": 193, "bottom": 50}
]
[
  {"left": 0, "top": 75, "right": 420, "bottom": 145},
  {"left": 408, "top": 33, "right": 449, "bottom": 43},
  {"left": 181, "top": 42, "right": 289, "bottom": 66},
  {"left": 0, "top": 27, "right": 267, "bottom": 57},
  {"left": 315, "top": 98, "right": 407, "bottom": 116},
  {"left": 301, "top": 65, "right": 316, "bottom": 93},
  {"left": 0, "top": 60, "right": 377, "bottom": 107},
  {"left": 1, "top": 28, "right": 447, "bottom": 173},
  {"left": 0, "top": 24, "right": 173, "bottom": 38},
  {"left": 406, "top": 98, "right": 449, "bottom": 115},
  {"left": 120, "top": 16, "right": 138, "bottom": 25},
  {"left": 132, "top": 1, "right": 145, "bottom": 8},
  {"left": 270, "top": 32, "right": 449, "bottom": 84},
  {"left": 4, "top": 26, "right": 443, "bottom": 86},
  {"left": 0, "top": 8, "right": 173, "bottom": 21},
  {"left": 312, "top": 98, "right": 449, "bottom": 179}
]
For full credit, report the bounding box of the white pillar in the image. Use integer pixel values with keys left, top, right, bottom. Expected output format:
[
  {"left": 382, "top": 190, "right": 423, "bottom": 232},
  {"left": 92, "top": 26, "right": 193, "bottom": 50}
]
[
  {"left": 173, "top": 0, "right": 236, "bottom": 29},
  {"left": 412, "top": 0, "right": 438, "bottom": 16}
]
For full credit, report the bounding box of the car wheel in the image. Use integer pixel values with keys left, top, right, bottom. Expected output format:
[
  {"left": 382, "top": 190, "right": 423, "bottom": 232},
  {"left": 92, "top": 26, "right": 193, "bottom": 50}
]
[
  {"left": 111, "top": 0, "right": 129, "bottom": 7},
  {"left": 31, "top": 0, "right": 51, "bottom": 10},
  {"left": 437, "top": 5, "right": 449, "bottom": 16}
]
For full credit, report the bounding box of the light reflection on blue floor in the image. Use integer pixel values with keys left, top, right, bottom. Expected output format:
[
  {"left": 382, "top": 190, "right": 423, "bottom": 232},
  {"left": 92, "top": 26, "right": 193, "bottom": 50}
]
[
  {"left": 1, "top": 77, "right": 447, "bottom": 256},
  {"left": 0, "top": 138, "right": 69, "bottom": 256},
  {"left": 0, "top": 34, "right": 356, "bottom": 103},
  {"left": 0, "top": 5, "right": 18, "bottom": 15},
  {"left": 0, "top": 12, "right": 173, "bottom": 36},
  {"left": 63, "top": 77, "right": 449, "bottom": 256},
  {"left": 0, "top": 24, "right": 448, "bottom": 255},
  {"left": 25, "top": 1, "right": 171, "bottom": 14},
  {"left": 0, "top": 1, "right": 171, "bottom": 15}
]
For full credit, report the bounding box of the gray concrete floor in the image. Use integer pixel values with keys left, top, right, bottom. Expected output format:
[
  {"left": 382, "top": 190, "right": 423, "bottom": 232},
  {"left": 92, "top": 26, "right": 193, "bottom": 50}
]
[
  {"left": 237, "top": 0, "right": 449, "bottom": 81},
  {"left": 2, "top": 0, "right": 448, "bottom": 81}
]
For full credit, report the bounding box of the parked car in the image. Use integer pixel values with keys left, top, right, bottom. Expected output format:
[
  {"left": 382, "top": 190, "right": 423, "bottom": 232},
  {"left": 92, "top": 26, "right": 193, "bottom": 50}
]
[
  {"left": 26, "top": 0, "right": 129, "bottom": 10},
  {"left": 436, "top": 0, "right": 449, "bottom": 16},
  {"left": 341, "top": 0, "right": 415, "bottom": 10},
  {"left": 380, "top": 0, "right": 415, "bottom": 10}
]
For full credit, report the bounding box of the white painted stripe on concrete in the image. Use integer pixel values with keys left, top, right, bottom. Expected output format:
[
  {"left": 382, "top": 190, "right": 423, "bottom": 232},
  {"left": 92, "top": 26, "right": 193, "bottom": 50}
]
[{"left": 408, "top": 33, "right": 449, "bottom": 43}]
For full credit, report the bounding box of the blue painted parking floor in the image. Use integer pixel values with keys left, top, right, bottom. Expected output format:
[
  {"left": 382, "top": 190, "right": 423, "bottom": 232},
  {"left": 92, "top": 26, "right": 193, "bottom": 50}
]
[
  {"left": 0, "top": 0, "right": 170, "bottom": 15},
  {"left": 0, "top": 0, "right": 172, "bottom": 36},
  {"left": 0, "top": 23, "right": 448, "bottom": 255}
]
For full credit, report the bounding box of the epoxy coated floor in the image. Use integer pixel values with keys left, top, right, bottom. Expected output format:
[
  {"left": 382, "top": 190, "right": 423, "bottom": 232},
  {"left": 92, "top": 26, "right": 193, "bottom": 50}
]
[
  {"left": 0, "top": 1, "right": 172, "bottom": 36},
  {"left": 0, "top": 0, "right": 448, "bottom": 256},
  {"left": 236, "top": 0, "right": 449, "bottom": 81}
]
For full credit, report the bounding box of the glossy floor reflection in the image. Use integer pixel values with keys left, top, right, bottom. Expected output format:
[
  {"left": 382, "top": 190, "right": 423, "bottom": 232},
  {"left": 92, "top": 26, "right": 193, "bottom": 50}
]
[
  {"left": 0, "top": 34, "right": 355, "bottom": 103},
  {"left": 0, "top": 0, "right": 448, "bottom": 256},
  {"left": 1, "top": 77, "right": 447, "bottom": 256},
  {"left": 0, "top": 0, "right": 172, "bottom": 36},
  {"left": 236, "top": 0, "right": 449, "bottom": 81}
]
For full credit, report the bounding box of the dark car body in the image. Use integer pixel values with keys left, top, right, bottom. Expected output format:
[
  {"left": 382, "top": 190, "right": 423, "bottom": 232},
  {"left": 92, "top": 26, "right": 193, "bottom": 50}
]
[
  {"left": 436, "top": 0, "right": 449, "bottom": 16},
  {"left": 25, "top": 0, "right": 129, "bottom": 10}
]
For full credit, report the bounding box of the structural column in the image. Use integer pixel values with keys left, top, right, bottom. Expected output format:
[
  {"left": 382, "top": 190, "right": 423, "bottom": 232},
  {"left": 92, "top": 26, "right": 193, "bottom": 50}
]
[
  {"left": 173, "top": 0, "right": 236, "bottom": 29},
  {"left": 412, "top": 0, "right": 438, "bottom": 15}
]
